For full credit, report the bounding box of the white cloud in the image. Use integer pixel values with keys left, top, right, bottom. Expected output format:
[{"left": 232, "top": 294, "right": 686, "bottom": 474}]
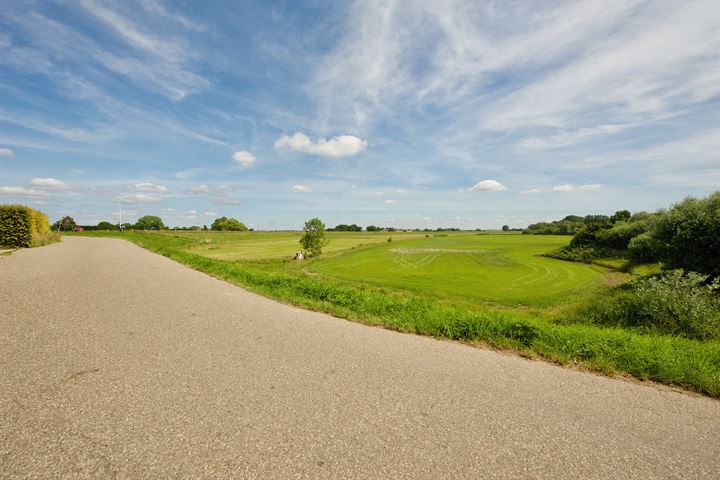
[
  {"left": 469, "top": 180, "right": 507, "bottom": 192},
  {"left": 113, "top": 193, "right": 162, "bottom": 204},
  {"left": 78, "top": 0, "right": 186, "bottom": 60},
  {"left": 31, "top": 177, "right": 69, "bottom": 189},
  {"left": 232, "top": 150, "right": 256, "bottom": 166},
  {"left": 213, "top": 198, "right": 240, "bottom": 205},
  {"left": 0, "top": 186, "right": 46, "bottom": 196},
  {"left": 203, "top": 211, "right": 217, "bottom": 217},
  {"left": 274, "top": 133, "right": 367, "bottom": 157},
  {"left": 185, "top": 184, "right": 212, "bottom": 194},
  {"left": 133, "top": 182, "right": 168, "bottom": 193},
  {"left": 520, "top": 189, "right": 541, "bottom": 194},
  {"left": 292, "top": 184, "right": 312, "bottom": 193},
  {"left": 0, "top": 148, "right": 13, "bottom": 157},
  {"left": 552, "top": 183, "right": 602, "bottom": 192},
  {"left": 375, "top": 191, "right": 384, "bottom": 196},
  {"left": 385, "top": 199, "right": 396, "bottom": 204}
]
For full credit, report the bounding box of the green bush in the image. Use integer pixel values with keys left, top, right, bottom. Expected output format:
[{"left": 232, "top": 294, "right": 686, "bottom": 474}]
[
  {"left": 0, "top": 205, "right": 53, "bottom": 247},
  {"left": 627, "top": 231, "right": 663, "bottom": 263},
  {"left": 653, "top": 192, "right": 720, "bottom": 278},
  {"left": 570, "top": 270, "right": 720, "bottom": 341}
]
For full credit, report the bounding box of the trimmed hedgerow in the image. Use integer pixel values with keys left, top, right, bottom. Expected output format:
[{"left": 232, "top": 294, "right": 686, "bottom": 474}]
[{"left": 0, "top": 204, "right": 52, "bottom": 248}]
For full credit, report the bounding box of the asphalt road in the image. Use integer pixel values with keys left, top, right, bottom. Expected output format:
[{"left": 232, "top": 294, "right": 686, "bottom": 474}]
[{"left": 1, "top": 237, "right": 718, "bottom": 479}]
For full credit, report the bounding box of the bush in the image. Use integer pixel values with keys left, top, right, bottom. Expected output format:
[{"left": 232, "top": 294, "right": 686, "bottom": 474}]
[
  {"left": 0, "top": 205, "right": 52, "bottom": 248},
  {"left": 653, "top": 192, "right": 720, "bottom": 278},
  {"left": 627, "top": 231, "right": 663, "bottom": 263},
  {"left": 571, "top": 270, "right": 720, "bottom": 341}
]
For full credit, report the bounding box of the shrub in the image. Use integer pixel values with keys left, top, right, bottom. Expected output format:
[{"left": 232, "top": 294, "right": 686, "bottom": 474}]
[
  {"left": 0, "top": 204, "right": 52, "bottom": 248},
  {"left": 627, "top": 231, "right": 663, "bottom": 263},
  {"left": 571, "top": 270, "right": 720, "bottom": 341},
  {"left": 653, "top": 192, "right": 720, "bottom": 278}
]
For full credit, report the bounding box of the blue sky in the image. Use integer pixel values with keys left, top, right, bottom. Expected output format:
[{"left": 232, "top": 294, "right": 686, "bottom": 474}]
[{"left": 0, "top": 0, "right": 718, "bottom": 229}]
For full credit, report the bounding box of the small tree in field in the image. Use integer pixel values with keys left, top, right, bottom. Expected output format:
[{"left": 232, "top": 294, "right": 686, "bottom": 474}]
[{"left": 300, "top": 217, "right": 329, "bottom": 257}]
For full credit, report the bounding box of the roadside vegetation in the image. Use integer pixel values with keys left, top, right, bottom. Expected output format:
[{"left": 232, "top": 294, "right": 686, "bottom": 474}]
[
  {"left": 0, "top": 204, "right": 60, "bottom": 248},
  {"left": 73, "top": 191, "right": 720, "bottom": 397}
]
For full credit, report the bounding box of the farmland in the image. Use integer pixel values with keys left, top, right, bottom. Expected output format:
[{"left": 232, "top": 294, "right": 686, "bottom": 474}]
[
  {"left": 127, "top": 230, "right": 610, "bottom": 310},
  {"left": 71, "top": 229, "right": 720, "bottom": 397}
]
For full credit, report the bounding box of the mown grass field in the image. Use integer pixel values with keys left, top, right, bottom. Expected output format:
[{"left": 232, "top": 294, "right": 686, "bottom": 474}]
[
  {"left": 71, "top": 230, "right": 720, "bottom": 397},
  {"left": 156, "top": 231, "right": 611, "bottom": 309}
]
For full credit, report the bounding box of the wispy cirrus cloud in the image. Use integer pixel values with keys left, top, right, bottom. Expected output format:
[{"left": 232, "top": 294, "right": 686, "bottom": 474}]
[{"left": 552, "top": 184, "right": 602, "bottom": 193}]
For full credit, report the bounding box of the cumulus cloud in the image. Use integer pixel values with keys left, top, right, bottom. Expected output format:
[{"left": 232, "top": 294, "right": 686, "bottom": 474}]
[
  {"left": 31, "top": 177, "right": 69, "bottom": 189},
  {"left": 0, "top": 147, "right": 13, "bottom": 157},
  {"left": 469, "top": 180, "right": 507, "bottom": 192},
  {"left": 292, "top": 184, "right": 312, "bottom": 193},
  {"left": 0, "top": 186, "right": 46, "bottom": 196},
  {"left": 232, "top": 150, "right": 256, "bottom": 166},
  {"left": 520, "top": 189, "right": 541, "bottom": 194},
  {"left": 552, "top": 183, "right": 602, "bottom": 192},
  {"left": 274, "top": 133, "right": 367, "bottom": 157},
  {"left": 113, "top": 193, "right": 162, "bottom": 204},
  {"left": 133, "top": 182, "right": 168, "bottom": 193}
]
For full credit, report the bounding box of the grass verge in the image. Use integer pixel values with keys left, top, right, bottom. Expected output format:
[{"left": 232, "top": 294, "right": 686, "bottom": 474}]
[{"left": 79, "top": 231, "right": 720, "bottom": 397}]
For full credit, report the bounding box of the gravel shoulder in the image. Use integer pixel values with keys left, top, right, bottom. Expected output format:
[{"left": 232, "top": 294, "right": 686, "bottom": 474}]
[{"left": 1, "top": 236, "right": 718, "bottom": 479}]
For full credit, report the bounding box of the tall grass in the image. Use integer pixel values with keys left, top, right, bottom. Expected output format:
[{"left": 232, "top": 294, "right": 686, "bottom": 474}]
[{"left": 78, "top": 231, "right": 720, "bottom": 397}]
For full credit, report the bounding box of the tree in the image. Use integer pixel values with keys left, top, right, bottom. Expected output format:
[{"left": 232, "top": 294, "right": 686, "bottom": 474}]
[
  {"left": 366, "top": 225, "right": 381, "bottom": 232},
  {"left": 300, "top": 217, "right": 329, "bottom": 257},
  {"left": 502, "top": 225, "right": 510, "bottom": 231},
  {"left": 652, "top": 192, "right": 720, "bottom": 278},
  {"left": 136, "top": 215, "right": 165, "bottom": 230},
  {"left": 52, "top": 216, "right": 76, "bottom": 231},
  {"left": 211, "top": 216, "right": 247, "bottom": 231},
  {"left": 611, "top": 210, "right": 631, "bottom": 223},
  {"left": 97, "top": 221, "right": 117, "bottom": 230}
]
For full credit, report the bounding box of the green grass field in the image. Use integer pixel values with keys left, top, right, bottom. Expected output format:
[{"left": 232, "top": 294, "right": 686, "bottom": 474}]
[
  {"left": 71, "top": 230, "right": 720, "bottom": 397},
  {"left": 156, "top": 231, "right": 611, "bottom": 309},
  {"left": 309, "top": 234, "right": 609, "bottom": 308}
]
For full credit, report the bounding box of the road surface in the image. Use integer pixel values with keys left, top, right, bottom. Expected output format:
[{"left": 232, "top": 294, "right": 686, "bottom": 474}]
[{"left": 1, "top": 237, "right": 718, "bottom": 479}]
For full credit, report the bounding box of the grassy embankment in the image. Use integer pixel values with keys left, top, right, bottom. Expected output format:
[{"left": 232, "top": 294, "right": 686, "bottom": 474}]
[{"left": 74, "top": 230, "right": 720, "bottom": 397}]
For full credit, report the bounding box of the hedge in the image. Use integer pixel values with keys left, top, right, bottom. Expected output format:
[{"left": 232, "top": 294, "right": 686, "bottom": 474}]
[{"left": 0, "top": 204, "right": 50, "bottom": 248}]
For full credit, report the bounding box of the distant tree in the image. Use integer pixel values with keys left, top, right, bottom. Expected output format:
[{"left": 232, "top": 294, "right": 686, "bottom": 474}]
[
  {"left": 502, "top": 225, "right": 510, "bottom": 231},
  {"left": 52, "top": 216, "right": 76, "bottom": 231},
  {"left": 300, "top": 217, "right": 329, "bottom": 257},
  {"left": 611, "top": 210, "right": 631, "bottom": 223},
  {"left": 366, "top": 225, "right": 381, "bottom": 232},
  {"left": 333, "top": 224, "right": 362, "bottom": 232},
  {"left": 203, "top": 225, "right": 208, "bottom": 231},
  {"left": 97, "top": 221, "right": 117, "bottom": 230},
  {"left": 136, "top": 215, "right": 165, "bottom": 230},
  {"left": 212, "top": 217, "right": 247, "bottom": 231}
]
